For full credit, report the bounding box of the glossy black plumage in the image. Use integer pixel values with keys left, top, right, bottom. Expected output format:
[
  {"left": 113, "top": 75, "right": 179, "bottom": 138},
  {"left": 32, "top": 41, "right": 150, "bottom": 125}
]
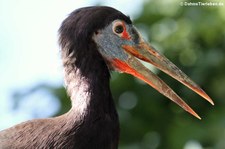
[{"left": 0, "top": 6, "right": 131, "bottom": 149}]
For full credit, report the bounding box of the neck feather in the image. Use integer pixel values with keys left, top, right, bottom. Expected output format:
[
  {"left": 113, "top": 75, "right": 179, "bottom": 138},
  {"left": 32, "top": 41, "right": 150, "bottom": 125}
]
[
  {"left": 62, "top": 41, "right": 117, "bottom": 119},
  {"left": 58, "top": 21, "right": 119, "bottom": 148}
]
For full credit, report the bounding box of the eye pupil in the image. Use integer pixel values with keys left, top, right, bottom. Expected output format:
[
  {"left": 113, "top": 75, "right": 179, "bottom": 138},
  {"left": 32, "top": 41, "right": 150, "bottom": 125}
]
[{"left": 115, "top": 25, "right": 124, "bottom": 34}]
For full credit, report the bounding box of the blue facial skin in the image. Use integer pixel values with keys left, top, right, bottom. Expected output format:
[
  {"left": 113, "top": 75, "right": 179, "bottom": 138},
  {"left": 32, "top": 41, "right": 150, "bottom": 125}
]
[{"left": 92, "top": 19, "right": 141, "bottom": 62}]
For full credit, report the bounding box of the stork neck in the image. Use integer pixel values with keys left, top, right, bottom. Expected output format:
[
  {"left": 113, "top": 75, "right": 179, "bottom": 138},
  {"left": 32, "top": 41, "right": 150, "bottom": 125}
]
[
  {"left": 63, "top": 60, "right": 115, "bottom": 117},
  {"left": 61, "top": 62, "right": 119, "bottom": 149}
]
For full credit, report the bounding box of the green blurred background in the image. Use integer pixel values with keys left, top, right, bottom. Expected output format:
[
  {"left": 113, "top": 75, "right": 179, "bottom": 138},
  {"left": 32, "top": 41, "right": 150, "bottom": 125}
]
[{"left": 2, "top": 0, "right": 225, "bottom": 149}]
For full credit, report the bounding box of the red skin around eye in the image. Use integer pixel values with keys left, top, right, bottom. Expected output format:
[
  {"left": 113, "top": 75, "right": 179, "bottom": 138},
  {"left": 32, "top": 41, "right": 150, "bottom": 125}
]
[{"left": 121, "top": 22, "right": 131, "bottom": 40}]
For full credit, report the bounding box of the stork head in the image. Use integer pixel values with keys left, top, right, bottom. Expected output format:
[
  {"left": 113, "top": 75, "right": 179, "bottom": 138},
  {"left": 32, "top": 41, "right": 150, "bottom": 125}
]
[{"left": 59, "top": 6, "right": 214, "bottom": 119}]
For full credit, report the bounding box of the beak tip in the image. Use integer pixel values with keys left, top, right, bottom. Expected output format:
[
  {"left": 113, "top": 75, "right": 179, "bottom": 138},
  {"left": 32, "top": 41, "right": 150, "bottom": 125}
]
[
  {"left": 204, "top": 95, "right": 214, "bottom": 105},
  {"left": 209, "top": 98, "right": 214, "bottom": 106},
  {"left": 190, "top": 111, "right": 202, "bottom": 120},
  {"left": 210, "top": 101, "right": 215, "bottom": 106},
  {"left": 197, "top": 88, "right": 214, "bottom": 105},
  {"left": 196, "top": 114, "right": 202, "bottom": 120},
  {"left": 185, "top": 105, "right": 201, "bottom": 120},
  {"left": 191, "top": 111, "right": 201, "bottom": 120}
]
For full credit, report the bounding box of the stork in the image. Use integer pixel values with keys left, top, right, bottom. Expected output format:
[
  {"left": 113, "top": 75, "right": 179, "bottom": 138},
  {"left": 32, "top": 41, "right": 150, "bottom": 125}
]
[{"left": 0, "top": 6, "right": 213, "bottom": 149}]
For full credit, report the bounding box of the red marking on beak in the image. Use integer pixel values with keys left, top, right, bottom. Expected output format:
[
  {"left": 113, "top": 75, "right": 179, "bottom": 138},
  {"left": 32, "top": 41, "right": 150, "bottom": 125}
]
[{"left": 111, "top": 59, "right": 157, "bottom": 89}]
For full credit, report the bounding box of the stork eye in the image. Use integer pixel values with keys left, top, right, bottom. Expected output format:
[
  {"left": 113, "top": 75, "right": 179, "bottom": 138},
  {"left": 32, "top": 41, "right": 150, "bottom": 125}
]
[{"left": 114, "top": 25, "right": 124, "bottom": 34}]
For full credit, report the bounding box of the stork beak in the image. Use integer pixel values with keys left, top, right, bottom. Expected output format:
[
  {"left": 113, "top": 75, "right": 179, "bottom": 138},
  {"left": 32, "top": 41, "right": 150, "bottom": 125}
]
[{"left": 111, "top": 38, "right": 214, "bottom": 119}]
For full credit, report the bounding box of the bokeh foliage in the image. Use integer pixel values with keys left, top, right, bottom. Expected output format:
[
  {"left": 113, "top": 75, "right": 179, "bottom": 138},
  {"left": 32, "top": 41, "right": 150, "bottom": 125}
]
[{"left": 12, "top": 0, "right": 225, "bottom": 149}]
